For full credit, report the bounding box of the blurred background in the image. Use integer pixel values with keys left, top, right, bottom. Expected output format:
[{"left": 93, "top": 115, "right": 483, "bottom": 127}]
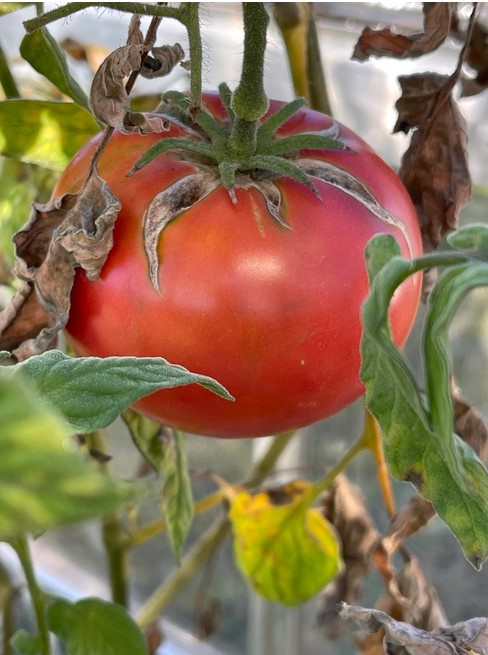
[{"left": 1, "top": 3, "right": 488, "bottom": 655}]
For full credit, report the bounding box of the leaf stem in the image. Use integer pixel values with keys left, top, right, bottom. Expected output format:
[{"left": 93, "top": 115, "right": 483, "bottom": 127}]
[
  {"left": 301, "top": 430, "right": 368, "bottom": 507},
  {"left": 136, "top": 516, "right": 229, "bottom": 629},
  {"left": 0, "top": 42, "right": 20, "bottom": 98},
  {"left": 128, "top": 491, "right": 223, "bottom": 549},
  {"left": 10, "top": 535, "right": 51, "bottom": 655},
  {"left": 87, "top": 431, "right": 130, "bottom": 608},
  {"left": 362, "top": 407, "right": 396, "bottom": 517},
  {"left": 23, "top": 3, "right": 183, "bottom": 33},
  {"left": 135, "top": 431, "right": 296, "bottom": 627},
  {"left": 179, "top": 3, "right": 202, "bottom": 115}
]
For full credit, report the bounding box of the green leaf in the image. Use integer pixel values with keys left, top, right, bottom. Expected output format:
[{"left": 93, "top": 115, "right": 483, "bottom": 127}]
[
  {"left": 0, "top": 100, "right": 99, "bottom": 170},
  {"left": 0, "top": 374, "right": 137, "bottom": 540},
  {"left": 0, "top": 3, "right": 30, "bottom": 15},
  {"left": 360, "top": 231, "right": 488, "bottom": 568},
  {"left": 230, "top": 486, "right": 342, "bottom": 605},
  {"left": 47, "top": 598, "right": 148, "bottom": 655},
  {"left": 122, "top": 410, "right": 194, "bottom": 561},
  {"left": 10, "top": 629, "right": 42, "bottom": 655},
  {"left": 0, "top": 159, "right": 36, "bottom": 261},
  {"left": 12, "top": 350, "right": 233, "bottom": 434},
  {"left": 20, "top": 28, "right": 90, "bottom": 110}
]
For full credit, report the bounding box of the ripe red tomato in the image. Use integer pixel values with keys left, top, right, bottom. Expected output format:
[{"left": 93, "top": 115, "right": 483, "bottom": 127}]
[{"left": 58, "top": 92, "right": 422, "bottom": 438}]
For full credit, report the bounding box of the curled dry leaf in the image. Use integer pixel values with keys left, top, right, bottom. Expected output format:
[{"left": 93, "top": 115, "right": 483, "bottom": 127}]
[
  {"left": 387, "top": 556, "right": 449, "bottom": 631},
  {"left": 452, "top": 386, "right": 488, "bottom": 462},
  {"left": 317, "top": 474, "right": 380, "bottom": 639},
  {"left": 143, "top": 167, "right": 221, "bottom": 293},
  {"left": 451, "top": 14, "right": 488, "bottom": 97},
  {"left": 340, "top": 603, "right": 488, "bottom": 655},
  {"left": 0, "top": 172, "right": 121, "bottom": 360},
  {"left": 394, "top": 73, "right": 471, "bottom": 253},
  {"left": 354, "top": 556, "right": 448, "bottom": 655},
  {"left": 382, "top": 495, "right": 436, "bottom": 556},
  {"left": 90, "top": 15, "right": 183, "bottom": 135},
  {"left": 352, "top": 3, "right": 454, "bottom": 61}
]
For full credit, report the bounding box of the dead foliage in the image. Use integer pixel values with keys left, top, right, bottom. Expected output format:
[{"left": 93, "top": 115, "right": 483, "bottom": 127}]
[
  {"left": 394, "top": 72, "right": 471, "bottom": 254},
  {"left": 341, "top": 603, "right": 488, "bottom": 655},
  {"left": 352, "top": 4, "right": 454, "bottom": 62},
  {"left": 0, "top": 173, "right": 120, "bottom": 360}
]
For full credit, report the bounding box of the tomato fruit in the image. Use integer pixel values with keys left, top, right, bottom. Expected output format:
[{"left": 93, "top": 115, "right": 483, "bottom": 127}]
[{"left": 58, "top": 92, "right": 422, "bottom": 438}]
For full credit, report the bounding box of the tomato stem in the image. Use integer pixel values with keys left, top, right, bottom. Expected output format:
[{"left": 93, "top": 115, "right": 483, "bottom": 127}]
[
  {"left": 227, "top": 3, "right": 269, "bottom": 163},
  {"left": 10, "top": 535, "right": 51, "bottom": 655}
]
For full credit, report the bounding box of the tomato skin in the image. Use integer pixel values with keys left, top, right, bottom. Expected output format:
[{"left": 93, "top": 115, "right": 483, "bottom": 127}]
[{"left": 59, "top": 93, "right": 422, "bottom": 438}]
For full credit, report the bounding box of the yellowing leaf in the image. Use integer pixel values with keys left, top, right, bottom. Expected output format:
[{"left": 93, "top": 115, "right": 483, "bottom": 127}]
[{"left": 229, "top": 487, "right": 342, "bottom": 606}]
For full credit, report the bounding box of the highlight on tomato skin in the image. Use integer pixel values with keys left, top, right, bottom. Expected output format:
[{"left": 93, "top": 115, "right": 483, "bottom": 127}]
[{"left": 59, "top": 92, "right": 423, "bottom": 438}]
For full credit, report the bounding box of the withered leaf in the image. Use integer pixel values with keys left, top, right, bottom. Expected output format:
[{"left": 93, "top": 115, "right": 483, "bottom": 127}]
[
  {"left": 390, "top": 557, "right": 449, "bottom": 631},
  {"left": 353, "top": 4, "right": 454, "bottom": 62},
  {"left": 317, "top": 474, "right": 380, "bottom": 639},
  {"left": 394, "top": 73, "right": 471, "bottom": 253},
  {"left": 451, "top": 17, "right": 488, "bottom": 97},
  {"left": 452, "top": 386, "right": 488, "bottom": 462},
  {"left": 90, "top": 16, "right": 181, "bottom": 135},
  {"left": 0, "top": 172, "right": 121, "bottom": 360},
  {"left": 143, "top": 167, "right": 220, "bottom": 293},
  {"left": 340, "top": 603, "right": 488, "bottom": 655},
  {"left": 141, "top": 44, "right": 185, "bottom": 79},
  {"left": 382, "top": 496, "right": 436, "bottom": 556}
]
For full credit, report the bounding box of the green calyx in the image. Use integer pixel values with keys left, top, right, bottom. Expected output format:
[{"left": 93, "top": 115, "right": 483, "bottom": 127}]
[
  {"left": 129, "top": 85, "right": 348, "bottom": 198},
  {"left": 129, "top": 2, "right": 347, "bottom": 197}
]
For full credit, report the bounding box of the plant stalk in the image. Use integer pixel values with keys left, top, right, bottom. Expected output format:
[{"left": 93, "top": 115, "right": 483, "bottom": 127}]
[
  {"left": 0, "top": 43, "right": 19, "bottom": 98},
  {"left": 228, "top": 2, "right": 269, "bottom": 159},
  {"left": 23, "top": 3, "right": 182, "bottom": 33},
  {"left": 179, "top": 2, "right": 202, "bottom": 114},
  {"left": 87, "top": 431, "right": 130, "bottom": 608},
  {"left": 306, "top": 3, "right": 332, "bottom": 114},
  {"left": 10, "top": 535, "right": 51, "bottom": 655}
]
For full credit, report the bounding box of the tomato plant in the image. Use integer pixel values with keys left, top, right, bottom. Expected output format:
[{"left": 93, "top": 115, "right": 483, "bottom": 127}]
[{"left": 58, "top": 91, "right": 422, "bottom": 437}]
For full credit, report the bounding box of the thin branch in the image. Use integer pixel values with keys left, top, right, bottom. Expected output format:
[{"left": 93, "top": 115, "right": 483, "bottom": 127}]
[{"left": 23, "top": 2, "right": 182, "bottom": 33}]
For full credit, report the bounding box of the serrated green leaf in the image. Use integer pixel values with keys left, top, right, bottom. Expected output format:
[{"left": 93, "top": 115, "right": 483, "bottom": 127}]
[
  {"left": 12, "top": 350, "right": 233, "bottom": 434},
  {"left": 10, "top": 629, "right": 41, "bottom": 655},
  {"left": 122, "top": 410, "right": 194, "bottom": 561},
  {"left": 0, "top": 375, "right": 137, "bottom": 540},
  {"left": 0, "top": 100, "right": 99, "bottom": 169},
  {"left": 361, "top": 232, "right": 488, "bottom": 568},
  {"left": 20, "top": 28, "right": 90, "bottom": 110},
  {"left": 47, "top": 598, "right": 148, "bottom": 655},
  {"left": 230, "top": 486, "right": 342, "bottom": 605}
]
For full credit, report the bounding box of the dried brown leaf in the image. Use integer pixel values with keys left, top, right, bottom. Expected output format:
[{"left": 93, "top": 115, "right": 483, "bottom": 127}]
[
  {"left": 0, "top": 172, "right": 121, "bottom": 360},
  {"left": 143, "top": 167, "right": 220, "bottom": 293},
  {"left": 352, "top": 4, "right": 454, "bottom": 62},
  {"left": 452, "top": 387, "right": 488, "bottom": 462},
  {"left": 317, "top": 474, "right": 380, "bottom": 639},
  {"left": 90, "top": 16, "right": 181, "bottom": 135},
  {"left": 392, "top": 557, "right": 448, "bottom": 630},
  {"left": 451, "top": 16, "right": 488, "bottom": 97},
  {"left": 394, "top": 73, "right": 471, "bottom": 252},
  {"left": 340, "top": 603, "right": 488, "bottom": 655},
  {"left": 141, "top": 44, "right": 185, "bottom": 79},
  {"left": 382, "top": 496, "right": 436, "bottom": 556}
]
